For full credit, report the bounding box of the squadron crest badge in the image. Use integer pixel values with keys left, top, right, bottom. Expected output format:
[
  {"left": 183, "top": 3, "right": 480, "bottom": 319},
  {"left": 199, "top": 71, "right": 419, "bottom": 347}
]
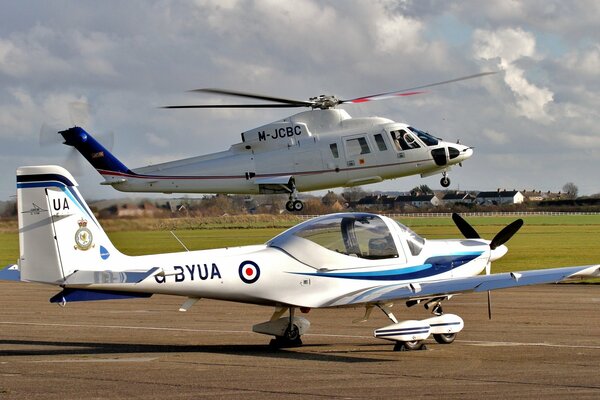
[{"left": 74, "top": 219, "right": 94, "bottom": 250}]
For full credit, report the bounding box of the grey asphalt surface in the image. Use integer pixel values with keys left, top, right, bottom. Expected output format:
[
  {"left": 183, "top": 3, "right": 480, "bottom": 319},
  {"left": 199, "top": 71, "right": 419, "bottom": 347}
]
[{"left": 0, "top": 282, "right": 599, "bottom": 399}]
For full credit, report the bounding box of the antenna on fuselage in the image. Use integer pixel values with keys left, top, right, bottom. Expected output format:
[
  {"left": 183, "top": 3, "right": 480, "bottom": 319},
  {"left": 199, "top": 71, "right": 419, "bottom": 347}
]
[{"left": 170, "top": 231, "right": 190, "bottom": 252}]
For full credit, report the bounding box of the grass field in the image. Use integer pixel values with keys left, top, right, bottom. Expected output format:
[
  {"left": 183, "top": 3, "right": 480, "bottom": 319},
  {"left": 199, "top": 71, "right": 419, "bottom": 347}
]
[{"left": 1, "top": 214, "right": 599, "bottom": 274}]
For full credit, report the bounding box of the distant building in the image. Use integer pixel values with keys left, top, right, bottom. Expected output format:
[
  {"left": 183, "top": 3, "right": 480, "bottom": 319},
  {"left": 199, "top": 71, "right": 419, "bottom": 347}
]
[
  {"left": 394, "top": 194, "right": 441, "bottom": 208},
  {"left": 476, "top": 190, "right": 524, "bottom": 205},
  {"left": 442, "top": 192, "right": 476, "bottom": 205}
]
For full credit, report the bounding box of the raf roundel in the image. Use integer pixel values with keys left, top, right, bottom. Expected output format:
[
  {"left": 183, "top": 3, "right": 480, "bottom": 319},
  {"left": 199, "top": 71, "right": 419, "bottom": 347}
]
[{"left": 239, "top": 261, "right": 260, "bottom": 284}]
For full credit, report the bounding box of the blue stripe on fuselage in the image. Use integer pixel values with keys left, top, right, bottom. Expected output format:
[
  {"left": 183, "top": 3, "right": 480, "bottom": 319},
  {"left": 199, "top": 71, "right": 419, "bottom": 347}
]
[{"left": 291, "top": 252, "right": 483, "bottom": 281}]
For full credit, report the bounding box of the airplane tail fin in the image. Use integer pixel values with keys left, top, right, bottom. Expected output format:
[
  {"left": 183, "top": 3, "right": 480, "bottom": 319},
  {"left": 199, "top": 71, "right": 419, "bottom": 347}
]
[
  {"left": 17, "top": 165, "right": 125, "bottom": 284},
  {"left": 59, "top": 127, "right": 132, "bottom": 179}
]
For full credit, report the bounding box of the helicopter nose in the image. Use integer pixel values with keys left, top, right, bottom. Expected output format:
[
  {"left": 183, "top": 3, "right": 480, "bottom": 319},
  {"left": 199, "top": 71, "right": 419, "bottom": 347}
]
[{"left": 447, "top": 145, "right": 473, "bottom": 162}]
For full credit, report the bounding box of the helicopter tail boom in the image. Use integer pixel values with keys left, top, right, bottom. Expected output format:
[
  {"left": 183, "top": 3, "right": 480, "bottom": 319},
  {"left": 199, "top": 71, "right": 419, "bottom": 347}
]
[{"left": 59, "top": 127, "right": 132, "bottom": 178}]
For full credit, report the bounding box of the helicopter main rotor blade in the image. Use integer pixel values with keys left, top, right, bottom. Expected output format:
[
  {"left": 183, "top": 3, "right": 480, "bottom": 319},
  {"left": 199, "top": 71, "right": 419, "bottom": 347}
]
[
  {"left": 162, "top": 104, "right": 303, "bottom": 109},
  {"left": 189, "top": 88, "right": 314, "bottom": 107},
  {"left": 340, "top": 71, "right": 497, "bottom": 104}
]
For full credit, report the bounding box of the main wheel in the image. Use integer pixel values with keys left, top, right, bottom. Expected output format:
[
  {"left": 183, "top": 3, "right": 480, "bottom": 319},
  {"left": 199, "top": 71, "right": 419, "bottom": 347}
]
[
  {"left": 440, "top": 176, "right": 451, "bottom": 187},
  {"left": 284, "top": 324, "right": 300, "bottom": 341},
  {"left": 433, "top": 333, "right": 456, "bottom": 344},
  {"left": 293, "top": 200, "right": 304, "bottom": 211},
  {"left": 285, "top": 201, "right": 294, "bottom": 212},
  {"left": 393, "top": 340, "right": 425, "bottom": 351},
  {"left": 270, "top": 324, "right": 303, "bottom": 348}
]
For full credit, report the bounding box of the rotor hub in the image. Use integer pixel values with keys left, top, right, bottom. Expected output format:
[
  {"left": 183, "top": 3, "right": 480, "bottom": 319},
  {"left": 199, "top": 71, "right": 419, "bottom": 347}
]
[{"left": 308, "top": 95, "right": 340, "bottom": 110}]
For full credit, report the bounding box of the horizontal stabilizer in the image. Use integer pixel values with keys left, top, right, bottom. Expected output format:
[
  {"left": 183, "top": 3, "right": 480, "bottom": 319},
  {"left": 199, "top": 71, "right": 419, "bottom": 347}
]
[
  {"left": 63, "top": 267, "right": 159, "bottom": 285},
  {"left": 50, "top": 288, "right": 152, "bottom": 304},
  {"left": 0, "top": 265, "right": 21, "bottom": 281}
]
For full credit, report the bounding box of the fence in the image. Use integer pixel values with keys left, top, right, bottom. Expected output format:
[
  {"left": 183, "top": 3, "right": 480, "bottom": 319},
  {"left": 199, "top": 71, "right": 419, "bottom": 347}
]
[{"left": 296, "top": 211, "right": 600, "bottom": 220}]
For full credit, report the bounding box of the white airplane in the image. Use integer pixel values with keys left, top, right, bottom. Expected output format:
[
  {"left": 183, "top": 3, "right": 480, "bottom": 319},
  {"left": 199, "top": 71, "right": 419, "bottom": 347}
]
[
  {"left": 2, "top": 165, "right": 598, "bottom": 351},
  {"left": 57, "top": 73, "right": 495, "bottom": 211}
]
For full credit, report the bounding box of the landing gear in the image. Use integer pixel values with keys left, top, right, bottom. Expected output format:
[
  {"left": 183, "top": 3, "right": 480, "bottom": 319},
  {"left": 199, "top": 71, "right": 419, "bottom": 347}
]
[
  {"left": 270, "top": 323, "right": 303, "bottom": 348},
  {"left": 253, "top": 306, "right": 310, "bottom": 348},
  {"left": 285, "top": 179, "right": 303, "bottom": 212},
  {"left": 285, "top": 199, "right": 303, "bottom": 212},
  {"left": 372, "top": 299, "right": 464, "bottom": 351},
  {"left": 394, "top": 340, "right": 427, "bottom": 352},
  {"left": 433, "top": 333, "right": 456, "bottom": 344},
  {"left": 440, "top": 172, "right": 450, "bottom": 188}
]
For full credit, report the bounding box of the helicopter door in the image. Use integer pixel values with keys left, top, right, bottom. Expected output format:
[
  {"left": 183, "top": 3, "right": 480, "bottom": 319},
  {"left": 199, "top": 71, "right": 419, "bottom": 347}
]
[{"left": 343, "top": 134, "right": 376, "bottom": 168}]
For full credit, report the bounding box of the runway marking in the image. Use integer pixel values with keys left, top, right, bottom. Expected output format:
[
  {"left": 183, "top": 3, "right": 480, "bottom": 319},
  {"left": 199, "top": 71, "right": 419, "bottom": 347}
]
[{"left": 460, "top": 340, "right": 600, "bottom": 350}]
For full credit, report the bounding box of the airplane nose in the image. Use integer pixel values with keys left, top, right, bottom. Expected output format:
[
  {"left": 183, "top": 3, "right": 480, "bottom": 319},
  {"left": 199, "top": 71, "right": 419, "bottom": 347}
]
[{"left": 489, "top": 244, "right": 508, "bottom": 262}]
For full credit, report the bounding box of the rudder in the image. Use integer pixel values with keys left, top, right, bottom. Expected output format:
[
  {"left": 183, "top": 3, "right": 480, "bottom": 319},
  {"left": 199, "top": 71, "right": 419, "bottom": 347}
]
[{"left": 17, "top": 165, "right": 123, "bottom": 284}]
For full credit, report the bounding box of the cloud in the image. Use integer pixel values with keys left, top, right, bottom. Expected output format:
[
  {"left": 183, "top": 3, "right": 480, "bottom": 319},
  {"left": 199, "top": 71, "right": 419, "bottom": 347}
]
[
  {"left": 473, "top": 27, "right": 553, "bottom": 122},
  {"left": 0, "top": 1, "right": 598, "bottom": 200}
]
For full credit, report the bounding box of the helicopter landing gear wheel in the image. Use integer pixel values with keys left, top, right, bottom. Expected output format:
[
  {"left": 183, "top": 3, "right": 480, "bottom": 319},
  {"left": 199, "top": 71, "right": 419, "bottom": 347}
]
[
  {"left": 285, "top": 200, "right": 294, "bottom": 212},
  {"left": 293, "top": 200, "right": 303, "bottom": 211},
  {"left": 285, "top": 200, "right": 304, "bottom": 212},
  {"left": 433, "top": 333, "right": 456, "bottom": 344},
  {"left": 393, "top": 340, "right": 427, "bottom": 351},
  {"left": 440, "top": 173, "right": 450, "bottom": 188}
]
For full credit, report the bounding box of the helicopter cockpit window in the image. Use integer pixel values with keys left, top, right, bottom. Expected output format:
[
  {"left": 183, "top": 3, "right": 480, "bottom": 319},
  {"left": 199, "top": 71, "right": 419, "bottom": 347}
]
[
  {"left": 395, "top": 220, "right": 425, "bottom": 256},
  {"left": 346, "top": 137, "right": 371, "bottom": 156},
  {"left": 294, "top": 215, "right": 399, "bottom": 259},
  {"left": 329, "top": 143, "right": 339, "bottom": 158},
  {"left": 402, "top": 131, "right": 421, "bottom": 149},
  {"left": 408, "top": 126, "right": 439, "bottom": 146},
  {"left": 390, "top": 130, "right": 417, "bottom": 151}
]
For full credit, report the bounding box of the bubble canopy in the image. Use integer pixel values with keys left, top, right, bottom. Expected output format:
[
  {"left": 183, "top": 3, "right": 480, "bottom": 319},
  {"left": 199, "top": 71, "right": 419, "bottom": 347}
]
[{"left": 268, "top": 213, "right": 424, "bottom": 270}]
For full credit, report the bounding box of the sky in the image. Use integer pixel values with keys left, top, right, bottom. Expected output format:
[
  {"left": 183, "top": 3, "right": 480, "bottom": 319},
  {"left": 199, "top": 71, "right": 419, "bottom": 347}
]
[{"left": 0, "top": 0, "right": 599, "bottom": 201}]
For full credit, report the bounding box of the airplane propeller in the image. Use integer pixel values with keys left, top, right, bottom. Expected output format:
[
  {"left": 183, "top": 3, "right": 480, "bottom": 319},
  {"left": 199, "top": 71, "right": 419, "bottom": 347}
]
[
  {"left": 163, "top": 72, "right": 497, "bottom": 110},
  {"left": 451, "top": 213, "right": 524, "bottom": 319}
]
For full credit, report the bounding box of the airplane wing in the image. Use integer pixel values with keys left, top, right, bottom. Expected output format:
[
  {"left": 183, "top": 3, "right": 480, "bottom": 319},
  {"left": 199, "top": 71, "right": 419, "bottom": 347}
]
[{"left": 323, "top": 265, "right": 600, "bottom": 307}]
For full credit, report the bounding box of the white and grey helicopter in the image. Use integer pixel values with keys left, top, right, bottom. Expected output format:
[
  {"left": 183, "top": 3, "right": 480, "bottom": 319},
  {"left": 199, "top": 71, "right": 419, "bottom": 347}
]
[
  {"left": 59, "top": 73, "right": 494, "bottom": 211},
  {"left": 2, "top": 165, "right": 598, "bottom": 351}
]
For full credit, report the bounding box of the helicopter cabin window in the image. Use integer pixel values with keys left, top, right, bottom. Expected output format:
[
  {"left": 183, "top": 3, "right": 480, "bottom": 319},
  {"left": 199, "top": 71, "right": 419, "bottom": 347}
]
[
  {"left": 373, "top": 133, "right": 388, "bottom": 151},
  {"left": 294, "top": 215, "right": 399, "bottom": 259},
  {"left": 329, "top": 143, "right": 339, "bottom": 158},
  {"left": 346, "top": 137, "right": 371, "bottom": 156}
]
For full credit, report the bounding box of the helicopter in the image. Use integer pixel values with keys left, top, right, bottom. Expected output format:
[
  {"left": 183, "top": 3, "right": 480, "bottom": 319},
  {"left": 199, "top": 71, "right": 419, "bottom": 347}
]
[{"left": 60, "top": 72, "right": 495, "bottom": 211}]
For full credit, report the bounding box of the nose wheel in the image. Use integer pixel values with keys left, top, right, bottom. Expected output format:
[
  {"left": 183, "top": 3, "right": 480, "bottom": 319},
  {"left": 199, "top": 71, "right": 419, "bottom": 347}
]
[{"left": 440, "top": 172, "right": 451, "bottom": 188}]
